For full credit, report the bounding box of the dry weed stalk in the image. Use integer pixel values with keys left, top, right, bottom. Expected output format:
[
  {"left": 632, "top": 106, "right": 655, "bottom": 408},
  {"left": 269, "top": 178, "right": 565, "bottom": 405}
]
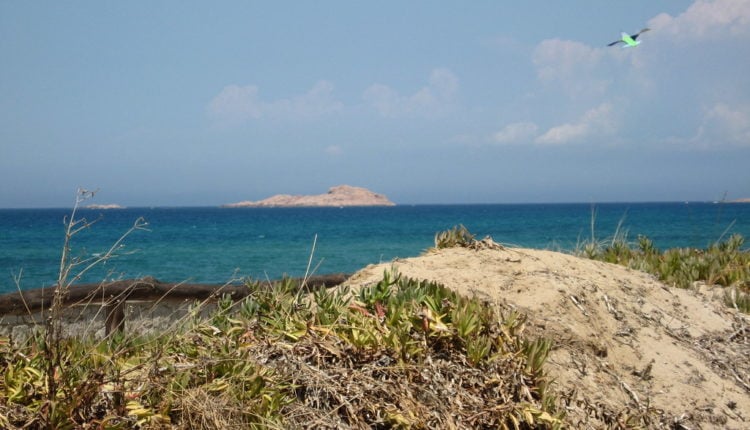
[{"left": 22, "top": 188, "right": 148, "bottom": 425}]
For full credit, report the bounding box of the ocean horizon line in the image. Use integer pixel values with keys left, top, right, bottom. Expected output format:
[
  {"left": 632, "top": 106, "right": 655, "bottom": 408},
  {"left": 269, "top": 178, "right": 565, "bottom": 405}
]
[{"left": 0, "top": 200, "right": 742, "bottom": 211}]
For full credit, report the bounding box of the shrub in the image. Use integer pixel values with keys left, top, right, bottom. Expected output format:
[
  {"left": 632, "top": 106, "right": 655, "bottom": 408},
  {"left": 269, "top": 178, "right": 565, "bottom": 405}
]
[
  {"left": 434, "top": 224, "right": 476, "bottom": 249},
  {"left": 0, "top": 273, "right": 563, "bottom": 428},
  {"left": 581, "top": 233, "right": 750, "bottom": 311}
]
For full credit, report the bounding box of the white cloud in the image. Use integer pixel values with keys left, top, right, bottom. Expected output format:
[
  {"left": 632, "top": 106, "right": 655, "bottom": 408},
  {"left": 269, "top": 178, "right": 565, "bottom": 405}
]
[
  {"left": 649, "top": 0, "right": 750, "bottom": 40},
  {"left": 207, "top": 84, "right": 264, "bottom": 125},
  {"left": 363, "top": 68, "right": 459, "bottom": 118},
  {"left": 536, "top": 123, "right": 589, "bottom": 145},
  {"left": 691, "top": 102, "right": 750, "bottom": 148},
  {"left": 536, "top": 103, "right": 616, "bottom": 145},
  {"left": 268, "top": 81, "right": 343, "bottom": 118},
  {"left": 531, "top": 39, "right": 611, "bottom": 99},
  {"left": 428, "top": 68, "right": 459, "bottom": 98},
  {"left": 362, "top": 84, "right": 400, "bottom": 116},
  {"left": 207, "top": 80, "right": 343, "bottom": 125},
  {"left": 533, "top": 39, "right": 602, "bottom": 81},
  {"left": 492, "top": 122, "right": 539, "bottom": 144}
]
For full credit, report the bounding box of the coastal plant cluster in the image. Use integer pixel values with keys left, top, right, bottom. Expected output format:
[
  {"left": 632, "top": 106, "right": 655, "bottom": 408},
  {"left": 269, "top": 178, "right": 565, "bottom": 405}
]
[
  {"left": 433, "top": 224, "right": 477, "bottom": 249},
  {"left": 578, "top": 232, "right": 750, "bottom": 312},
  {"left": 0, "top": 273, "right": 562, "bottom": 429},
  {"left": 433, "top": 224, "right": 503, "bottom": 251}
]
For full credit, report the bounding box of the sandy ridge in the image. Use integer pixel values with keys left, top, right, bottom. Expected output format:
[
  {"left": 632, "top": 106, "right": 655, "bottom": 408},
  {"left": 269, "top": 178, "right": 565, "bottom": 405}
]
[{"left": 344, "top": 246, "right": 750, "bottom": 428}]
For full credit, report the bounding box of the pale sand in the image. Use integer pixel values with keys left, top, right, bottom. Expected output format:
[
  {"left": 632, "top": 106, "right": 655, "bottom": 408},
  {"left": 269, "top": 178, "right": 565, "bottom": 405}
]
[{"left": 345, "top": 246, "right": 750, "bottom": 428}]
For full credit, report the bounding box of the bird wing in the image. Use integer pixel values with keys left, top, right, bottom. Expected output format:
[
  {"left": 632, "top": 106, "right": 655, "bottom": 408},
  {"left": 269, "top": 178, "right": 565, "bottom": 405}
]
[
  {"left": 631, "top": 28, "right": 650, "bottom": 40},
  {"left": 608, "top": 35, "right": 627, "bottom": 47}
]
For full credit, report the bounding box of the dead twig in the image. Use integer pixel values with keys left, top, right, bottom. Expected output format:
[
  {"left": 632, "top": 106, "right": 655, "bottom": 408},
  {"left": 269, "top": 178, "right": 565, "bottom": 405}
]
[{"left": 570, "top": 295, "right": 589, "bottom": 316}]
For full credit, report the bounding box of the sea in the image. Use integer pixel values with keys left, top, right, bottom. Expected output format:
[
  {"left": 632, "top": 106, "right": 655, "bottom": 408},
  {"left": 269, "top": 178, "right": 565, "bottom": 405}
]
[{"left": 1, "top": 203, "right": 749, "bottom": 294}]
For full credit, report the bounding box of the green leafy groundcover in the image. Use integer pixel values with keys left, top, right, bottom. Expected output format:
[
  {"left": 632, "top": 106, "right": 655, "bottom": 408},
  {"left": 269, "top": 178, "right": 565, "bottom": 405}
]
[{"left": 1, "top": 274, "right": 562, "bottom": 429}]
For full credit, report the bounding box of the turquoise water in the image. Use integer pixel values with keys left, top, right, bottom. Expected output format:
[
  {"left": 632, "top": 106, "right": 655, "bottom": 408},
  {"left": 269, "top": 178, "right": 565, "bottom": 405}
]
[{"left": 1, "top": 203, "right": 748, "bottom": 293}]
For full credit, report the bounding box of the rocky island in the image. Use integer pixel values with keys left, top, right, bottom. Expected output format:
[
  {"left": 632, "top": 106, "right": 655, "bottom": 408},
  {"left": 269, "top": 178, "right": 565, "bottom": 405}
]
[
  {"left": 84, "top": 204, "right": 125, "bottom": 210},
  {"left": 222, "top": 185, "right": 395, "bottom": 208}
]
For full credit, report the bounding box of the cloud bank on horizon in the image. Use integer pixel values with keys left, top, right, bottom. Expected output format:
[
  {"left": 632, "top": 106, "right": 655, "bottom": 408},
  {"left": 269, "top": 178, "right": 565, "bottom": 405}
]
[
  {"left": 1, "top": 0, "right": 748, "bottom": 206},
  {"left": 208, "top": 67, "right": 461, "bottom": 123}
]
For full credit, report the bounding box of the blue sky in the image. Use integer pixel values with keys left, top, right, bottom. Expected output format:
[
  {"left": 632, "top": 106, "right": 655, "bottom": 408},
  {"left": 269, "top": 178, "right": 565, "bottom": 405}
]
[{"left": 1, "top": 0, "right": 749, "bottom": 207}]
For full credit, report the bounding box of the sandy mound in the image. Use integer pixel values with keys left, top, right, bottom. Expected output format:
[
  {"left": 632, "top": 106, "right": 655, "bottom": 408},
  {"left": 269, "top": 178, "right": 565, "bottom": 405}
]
[{"left": 344, "top": 245, "right": 750, "bottom": 428}]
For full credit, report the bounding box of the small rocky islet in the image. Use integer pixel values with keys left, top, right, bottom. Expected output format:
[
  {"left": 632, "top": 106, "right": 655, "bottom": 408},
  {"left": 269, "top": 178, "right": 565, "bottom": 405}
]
[{"left": 221, "top": 185, "right": 395, "bottom": 208}]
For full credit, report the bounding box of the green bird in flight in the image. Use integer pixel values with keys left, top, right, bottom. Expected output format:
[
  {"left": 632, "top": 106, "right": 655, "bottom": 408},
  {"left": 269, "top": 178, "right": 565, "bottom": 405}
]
[{"left": 608, "top": 28, "right": 650, "bottom": 48}]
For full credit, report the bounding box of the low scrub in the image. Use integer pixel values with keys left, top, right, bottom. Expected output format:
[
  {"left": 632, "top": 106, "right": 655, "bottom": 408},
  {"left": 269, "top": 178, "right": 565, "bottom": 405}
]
[
  {"left": 433, "top": 224, "right": 476, "bottom": 249},
  {"left": 0, "top": 274, "right": 561, "bottom": 429},
  {"left": 432, "top": 225, "right": 503, "bottom": 251},
  {"left": 580, "top": 233, "right": 750, "bottom": 299}
]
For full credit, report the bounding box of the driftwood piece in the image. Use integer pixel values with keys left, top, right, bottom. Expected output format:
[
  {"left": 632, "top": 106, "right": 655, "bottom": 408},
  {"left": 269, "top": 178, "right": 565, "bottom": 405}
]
[{"left": 0, "top": 273, "right": 350, "bottom": 315}]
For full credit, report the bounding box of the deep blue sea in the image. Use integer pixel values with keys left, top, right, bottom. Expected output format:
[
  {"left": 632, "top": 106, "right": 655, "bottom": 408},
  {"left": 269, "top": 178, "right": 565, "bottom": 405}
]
[{"left": 1, "top": 203, "right": 748, "bottom": 294}]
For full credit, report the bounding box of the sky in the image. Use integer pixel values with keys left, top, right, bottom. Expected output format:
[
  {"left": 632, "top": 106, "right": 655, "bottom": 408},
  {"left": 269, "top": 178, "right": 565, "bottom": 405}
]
[{"left": 1, "top": 0, "right": 749, "bottom": 207}]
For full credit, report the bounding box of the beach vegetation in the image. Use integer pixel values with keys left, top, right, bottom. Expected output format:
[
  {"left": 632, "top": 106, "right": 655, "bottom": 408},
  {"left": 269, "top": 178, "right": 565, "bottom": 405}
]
[
  {"left": 724, "top": 287, "right": 750, "bottom": 313},
  {"left": 579, "top": 232, "right": 749, "bottom": 290},
  {"left": 26, "top": 188, "right": 148, "bottom": 427},
  {"left": 433, "top": 224, "right": 476, "bottom": 249},
  {"left": 0, "top": 273, "right": 563, "bottom": 428},
  {"left": 576, "top": 207, "right": 749, "bottom": 294},
  {"left": 431, "top": 224, "right": 504, "bottom": 252}
]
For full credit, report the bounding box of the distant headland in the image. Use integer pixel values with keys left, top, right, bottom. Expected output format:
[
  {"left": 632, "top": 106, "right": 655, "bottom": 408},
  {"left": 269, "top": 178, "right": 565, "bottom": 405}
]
[
  {"left": 728, "top": 198, "right": 750, "bottom": 203},
  {"left": 222, "top": 185, "right": 395, "bottom": 208},
  {"left": 85, "top": 204, "right": 125, "bottom": 210}
]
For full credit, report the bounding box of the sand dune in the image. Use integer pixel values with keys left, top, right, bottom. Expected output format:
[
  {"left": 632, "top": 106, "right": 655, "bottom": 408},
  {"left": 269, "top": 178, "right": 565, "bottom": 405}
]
[{"left": 345, "top": 245, "right": 750, "bottom": 428}]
